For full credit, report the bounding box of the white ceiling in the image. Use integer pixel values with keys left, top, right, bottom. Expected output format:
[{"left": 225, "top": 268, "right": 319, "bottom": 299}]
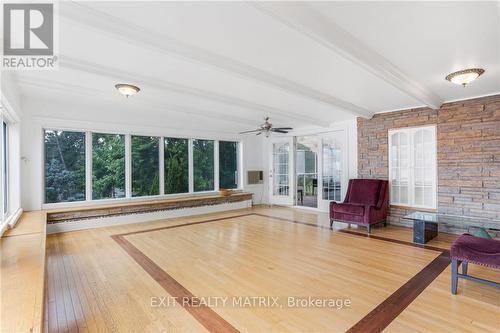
[{"left": 7, "top": 1, "right": 500, "bottom": 133}]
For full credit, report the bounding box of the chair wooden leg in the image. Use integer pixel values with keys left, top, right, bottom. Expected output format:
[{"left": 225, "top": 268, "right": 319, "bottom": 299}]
[
  {"left": 384, "top": 220, "right": 387, "bottom": 227},
  {"left": 451, "top": 259, "right": 459, "bottom": 294},
  {"left": 330, "top": 219, "right": 333, "bottom": 229},
  {"left": 462, "top": 261, "right": 468, "bottom": 275}
]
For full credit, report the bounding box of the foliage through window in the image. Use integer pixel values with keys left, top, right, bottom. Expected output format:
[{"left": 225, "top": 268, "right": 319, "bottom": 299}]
[
  {"left": 164, "top": 137, "right": 189, "bottom": 194},
  {"left": 43, "top": 129, "right": 240, "bottom": 204},
  {"left": 219, "top": 141, "right": 238, "bottom": 189},
  {"left": 92, "top": 133, "right": 125, "bottom": 200},
  {"left": 44, "top": 130, "right": 86, "bottom": 203},
  {"left": 132, "top": 135, "right": 159, "bottom": 197},
  {"left": 193, "top": 139, "right": 214, "bottom": 192}
]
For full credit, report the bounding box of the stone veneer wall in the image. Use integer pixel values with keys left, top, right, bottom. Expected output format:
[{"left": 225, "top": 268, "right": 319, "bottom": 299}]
[{"left": 357, "top": 94, "right": 500, "bottom": 231}]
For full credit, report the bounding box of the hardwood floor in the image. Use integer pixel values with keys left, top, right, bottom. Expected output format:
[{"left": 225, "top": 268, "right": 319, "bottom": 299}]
[{"left": 44, "top": 207, "right": 499, "bottom": 332}]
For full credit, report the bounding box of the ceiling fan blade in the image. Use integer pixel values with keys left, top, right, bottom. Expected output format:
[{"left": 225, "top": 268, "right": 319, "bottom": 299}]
[
  {"left": 256, "top": 132, "right": 262, "bottom": 136},
  {"left": 239, "top": 129, "right": 261, "bottom": 134},
  {"left": 271, "top": 129, "right": 288, "bottom": 133},
  {"left": 273, "top": 127, "right": 293, "bottom": 130}
]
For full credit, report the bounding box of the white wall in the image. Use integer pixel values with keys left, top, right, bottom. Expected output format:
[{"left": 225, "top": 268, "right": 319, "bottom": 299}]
[
  {"left": 19, "top": 98, "right": 268, "bottom": 210},
  {"left": 18, "top": 96, "right": 357, "bottom": 211},
  {"left": 242, "top": 134, "right": 268, "bottom": 204}
]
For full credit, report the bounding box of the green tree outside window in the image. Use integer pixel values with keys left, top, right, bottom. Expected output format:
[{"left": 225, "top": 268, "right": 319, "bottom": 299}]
[{"left": 132, "top": 135, "right": 159, "bottom": 197}]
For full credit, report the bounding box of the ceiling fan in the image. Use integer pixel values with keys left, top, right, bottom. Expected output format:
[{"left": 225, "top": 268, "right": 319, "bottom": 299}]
[{"left": 239, "top": 117, "right": 293, "bottom": 137}]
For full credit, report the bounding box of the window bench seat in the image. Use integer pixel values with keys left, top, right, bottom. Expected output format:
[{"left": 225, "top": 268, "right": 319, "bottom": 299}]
[
  {"left": 0, "top": 211, "right": 47, "bottom": 333},
  {"left": 46, "top": 192, "right": 253, "bottom": 224}
]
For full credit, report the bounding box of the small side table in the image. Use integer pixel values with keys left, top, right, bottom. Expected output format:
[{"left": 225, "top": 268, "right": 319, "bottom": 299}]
[
  {"left": 403, "top": 212, "right": 439, "bottom": 244},
  {"left": 403, "top": 212, "right": 500, "bottom": 245},
  {"left": 413, "top": 219, "right": 438, "bottom": 244}
]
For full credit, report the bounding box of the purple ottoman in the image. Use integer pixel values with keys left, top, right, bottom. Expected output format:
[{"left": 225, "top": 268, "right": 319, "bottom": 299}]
[{"left": 450, "top": 234, "right": 500, "bottom": 294}]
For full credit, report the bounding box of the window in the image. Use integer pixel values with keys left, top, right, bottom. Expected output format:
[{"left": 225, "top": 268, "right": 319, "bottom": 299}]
[
  {"left": 219, "top": 141, "right": 238, "bottom": 189},
  {"left": 44, "top": 130, "right": 86, "bottom": 203},
  {"left": 3, "top": 122, "right": 7, "bottom": 214},
  {"left": 42, "top": 129, "right": 241, "bottom": 206},
  {"left": 131, "top": 135, "right": 159, "bottom": 197},
  {"left": 322, "top": 137, "right": 342, "bottom": 202},
  {"left": 193, "top": 139, "right": 214, "bottom": 192},
  {"left": 272, "top": 143, "right": 289, "bottom": 196},
  {"left": 92, "top": 133, "right": 125, "bottom": 200},
  {"left": 164, "top": 137, "right": 189, "bottom": 194},
  {"left": 389, "top": 126, "right": 436, "bottom": 209}
]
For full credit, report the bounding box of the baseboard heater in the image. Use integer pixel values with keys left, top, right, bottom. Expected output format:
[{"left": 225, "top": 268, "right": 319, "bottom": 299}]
[{"left": 46, "top": 193, "right": 253, "bottom": 233}]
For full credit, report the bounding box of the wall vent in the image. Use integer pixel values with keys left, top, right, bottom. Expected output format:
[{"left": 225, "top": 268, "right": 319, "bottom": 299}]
[{"left": 247, "top": 171, "right": 264, "bottom": 185}]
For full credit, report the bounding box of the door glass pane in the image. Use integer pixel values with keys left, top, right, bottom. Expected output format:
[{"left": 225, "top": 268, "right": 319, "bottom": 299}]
[
  {"left": 322, "top": 137, "right": 342, "bottom": 202},
  {"left": 131, "top": 135, "right": 159, "bottom": 197},
  {"left": 273, "top": 143, "right": 289, "bottom": 196},
  {"left": 44, "top": 130, "right": 86, "bottom": 203},
  {"left": 219, "top": 141, "right": 238, "bottom": 189},
  {"left": 193, "top": 139, "right": 214, "bottom": 192},
  {"left": 164, "top": 137, "right": 189, "bottom": 194},
  {"left": 296, "top": 137, "right": 318, "bottom": 207}
]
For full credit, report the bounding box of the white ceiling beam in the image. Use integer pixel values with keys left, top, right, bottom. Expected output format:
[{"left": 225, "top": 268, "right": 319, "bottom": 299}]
[
  {"left": 58, "top": 56, "right": 326, "bottom": 127},
  {"left": 59, "top": 2, "right": 372, "bottom": 118},
  {"left": 251, "top": 1, "right": 443, "bottom": 110}
]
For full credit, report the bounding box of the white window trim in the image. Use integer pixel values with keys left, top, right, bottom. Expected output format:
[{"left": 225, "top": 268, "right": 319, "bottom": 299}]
[
  {"left": 41, "top": 128, "right": 243, "bottom": 209},
  {"left": 388, "top": 125, "right": 437, "bottom": 210}
]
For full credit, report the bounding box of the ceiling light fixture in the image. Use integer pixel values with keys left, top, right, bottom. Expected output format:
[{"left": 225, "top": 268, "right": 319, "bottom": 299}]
[
  {"left": 445, "top": 68, "right": 484, "bottom": 87},
  {"left": 115, "top": 83, "right": 140, "bottom": 97}
]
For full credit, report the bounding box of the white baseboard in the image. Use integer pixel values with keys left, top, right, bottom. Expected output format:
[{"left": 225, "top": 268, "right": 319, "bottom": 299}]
[
  {"left": 7, "top": 208, "right": 24, "bottom": 228},
  {"left": 0, "top": 208, "right": 24, "bottom": 237},
  {"left": 47, "top": 200, "right": 252, "bottom": 234}
]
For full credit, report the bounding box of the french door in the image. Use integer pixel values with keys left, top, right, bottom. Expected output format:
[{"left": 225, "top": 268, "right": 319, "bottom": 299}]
[
  {"left": 268, "top": 131, "right": 347, "bottom": 210},
  {"left": 317, "top": 131, "right": 348, "bottom": 211},
  {"left": 269, "top": 138, "right": 293, "bottom": 205}
]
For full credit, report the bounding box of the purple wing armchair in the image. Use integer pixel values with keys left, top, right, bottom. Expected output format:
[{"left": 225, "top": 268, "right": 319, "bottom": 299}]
[{"left": 329, "top": 179, "right": 389, "bottom": 233}]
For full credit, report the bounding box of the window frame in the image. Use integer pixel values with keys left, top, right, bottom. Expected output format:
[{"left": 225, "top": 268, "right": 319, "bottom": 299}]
[
  {"left": 91, "top": 132, "right": 127, "bottom": 200},
  {"left": 41, "top": 127, "right": 243, "bottom": 209},
  {"left": 192, "top": 138, "right": 216, "bottom": 193},
  {"left": 218, "top": 140, "right": 240, "bottom": 190},
  {"left": 3, "top": 121, "right": 8, "bottom": 216},
  {"left": 43, "top": 129, "right": 87, "bottom": 204},
  {"left": 388, "top": 125, "right": 437, "bottom": 210},
  {"left": 130, "top": 134, "right": 161, "bottom": 198},
  {"left": 163, "top": 137, "right": 190, "bottom": 195}
]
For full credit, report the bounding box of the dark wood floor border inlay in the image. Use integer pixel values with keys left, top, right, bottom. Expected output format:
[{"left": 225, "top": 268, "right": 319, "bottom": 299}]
[
  {"left": 252, "top": 213, "right": 447, "bottom": 252},
  {"left": 111, "top": 212, "right": 451, "bottom": 333},
  {"left": 345, "top": 250, "right": 450, "bottom": 333},
  {"left": 111, "top": 234, "right": 241, "bottom": 333}
]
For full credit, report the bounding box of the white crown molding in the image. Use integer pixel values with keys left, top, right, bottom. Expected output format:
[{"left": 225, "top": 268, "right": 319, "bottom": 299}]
[
  {"left": 251, "top": 2, "right": 443, "bottom": 110},
  {"left": 56, "top": 56, "right": 326, "bottom": 127},
  {"left": 15, "top": 77, "right": 259, "bottom": 128},
  {"left": 59, "top": 2, "right": 372, "bottom": 118}
]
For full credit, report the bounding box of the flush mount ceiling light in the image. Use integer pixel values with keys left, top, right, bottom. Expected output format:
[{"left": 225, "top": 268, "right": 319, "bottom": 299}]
[
  {"left": 445, "top": 68, "right": 484, "bottom": 87},
  {"left": 115, "top": 83, "right": 140, "bottom": 97}
]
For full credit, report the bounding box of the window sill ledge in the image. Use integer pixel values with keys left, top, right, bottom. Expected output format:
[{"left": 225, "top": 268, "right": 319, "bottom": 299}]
[{"left": 390, "top": 204, "right": 437, "bottom": 213}]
